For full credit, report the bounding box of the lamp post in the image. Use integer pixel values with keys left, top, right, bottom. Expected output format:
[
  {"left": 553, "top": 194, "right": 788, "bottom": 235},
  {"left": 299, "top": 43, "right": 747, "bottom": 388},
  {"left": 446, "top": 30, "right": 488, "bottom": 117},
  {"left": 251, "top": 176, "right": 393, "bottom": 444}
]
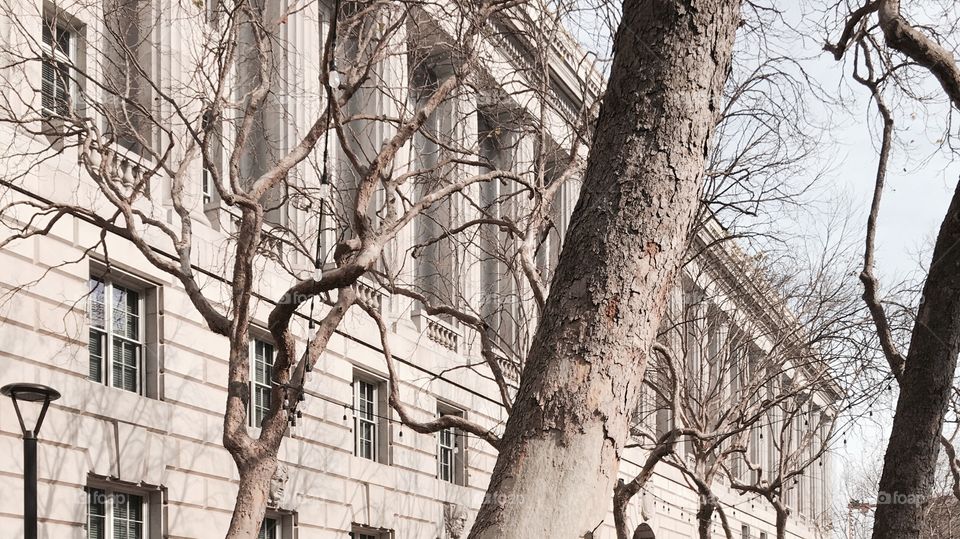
[{"left": 1, "top": 383, "right": 61, "bottom": 539}]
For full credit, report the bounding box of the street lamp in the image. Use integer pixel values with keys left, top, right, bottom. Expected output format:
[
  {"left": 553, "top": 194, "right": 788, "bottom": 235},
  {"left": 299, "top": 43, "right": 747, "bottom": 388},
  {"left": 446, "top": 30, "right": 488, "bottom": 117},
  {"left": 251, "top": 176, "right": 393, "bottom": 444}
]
[{"left": 1, "top": 383, "right": 61, "bottom": 539}]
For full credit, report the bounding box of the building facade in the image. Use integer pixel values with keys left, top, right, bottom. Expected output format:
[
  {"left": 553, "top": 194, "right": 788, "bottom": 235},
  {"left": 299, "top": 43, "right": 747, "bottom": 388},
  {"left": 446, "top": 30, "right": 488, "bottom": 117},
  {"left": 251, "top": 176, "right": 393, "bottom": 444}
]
[{"left": 0, "top": 0, "right": 832, "bottom": 538}]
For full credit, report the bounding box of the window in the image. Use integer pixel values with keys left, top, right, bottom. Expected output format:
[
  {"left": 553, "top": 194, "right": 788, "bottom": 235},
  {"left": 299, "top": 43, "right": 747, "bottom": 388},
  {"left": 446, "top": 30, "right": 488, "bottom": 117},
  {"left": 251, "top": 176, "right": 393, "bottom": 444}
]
[
  {"left": 350, "top": 527, "right": 390, "bottom": 539},
  {"left": 41, "top": 20, "right": 73, "bottom": 115},
  {"left": 86, "top": 487, "right": 146, "bottom": 538},
  {"left": 741, "top": 525, "right": 751, "bottom": 539},
  {"left": 202, "top": 167, "right": 214, "bottom": 204},
  {"left": 88, "top": 277, "right": 144, "bottom": 394},
  {"left": 258, "top": 517, "right": 278, "bottom": 539},
  {"left": 250, "top": 339, "right": 275, "bottom": 427},
  {"left": 257, "top": 513, "right": 295, "bottom": 539},
  {"left": 438, "top": 407, "right": 466, "bottom": 485},
  {"left": 352, "top": 373, "right": 389, "bottom": 463},
  {"left": 200, "top": 107, "right": 222, "bottom": 207},
  {"left": 355, "top": 379, "right": 378, "bottom": 460},
  {"left": 204, "top": 0, "right": 220, "bottom": 25},
  {"left": 438, "top": 423, "right": 456, "bottom": 482}
]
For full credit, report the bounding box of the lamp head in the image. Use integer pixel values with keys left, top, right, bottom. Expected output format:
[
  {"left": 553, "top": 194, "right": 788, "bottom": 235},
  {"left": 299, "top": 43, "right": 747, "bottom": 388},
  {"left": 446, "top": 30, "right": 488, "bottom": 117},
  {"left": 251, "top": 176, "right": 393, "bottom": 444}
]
[{"left": 1, "top": 383, "right": 60, "bottom": 436}]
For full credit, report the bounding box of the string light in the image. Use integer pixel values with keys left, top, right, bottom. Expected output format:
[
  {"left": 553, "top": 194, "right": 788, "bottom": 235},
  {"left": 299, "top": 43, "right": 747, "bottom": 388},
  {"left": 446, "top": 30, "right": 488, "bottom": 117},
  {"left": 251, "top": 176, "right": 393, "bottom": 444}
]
[{"left": 282, "top": 387, "right": 502, "bottom": 443}]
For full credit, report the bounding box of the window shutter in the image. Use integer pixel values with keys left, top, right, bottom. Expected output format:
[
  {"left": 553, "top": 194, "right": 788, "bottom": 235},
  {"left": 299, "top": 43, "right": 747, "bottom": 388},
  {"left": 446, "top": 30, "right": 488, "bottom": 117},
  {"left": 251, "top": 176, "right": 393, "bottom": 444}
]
[
  {"left": 41, "top": 59, "right": 55, "bottom": 112},
  {"left": 88, "top": 330, "right": 104, "bottom": 382},
  {"left": 87, "top": 488, "right": 106, "bottom": 539}
]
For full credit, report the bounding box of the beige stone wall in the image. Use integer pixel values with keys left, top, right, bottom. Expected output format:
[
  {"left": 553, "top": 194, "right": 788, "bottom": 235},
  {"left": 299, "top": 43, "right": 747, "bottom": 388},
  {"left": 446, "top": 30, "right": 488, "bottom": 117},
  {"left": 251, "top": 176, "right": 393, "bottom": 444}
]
[{"left": 0, "top": 186, "right": 831, "bottom": 539}]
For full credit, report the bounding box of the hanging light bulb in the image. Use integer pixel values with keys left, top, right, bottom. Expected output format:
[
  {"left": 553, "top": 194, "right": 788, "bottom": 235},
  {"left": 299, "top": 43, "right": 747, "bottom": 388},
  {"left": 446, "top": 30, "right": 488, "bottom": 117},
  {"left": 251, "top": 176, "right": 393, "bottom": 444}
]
[
  {"left": 328, "top": 69, "right": 342, "bottom": 90},
  {"left": 314, "top": 266, "right": 323, "bottom": 282}
]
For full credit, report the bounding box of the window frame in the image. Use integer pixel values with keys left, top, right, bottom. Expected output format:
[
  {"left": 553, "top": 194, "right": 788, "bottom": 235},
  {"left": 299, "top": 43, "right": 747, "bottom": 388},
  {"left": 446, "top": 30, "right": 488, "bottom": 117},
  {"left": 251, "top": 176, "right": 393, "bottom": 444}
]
[
  {"left": 41, "top": 19, "right": 74, "bottom": 116},
  {"left": 258, "top": 515, "right": 279, "bottom": 539},
  {"left": 437, "top": 404, "right": 466, "bottom": 486},
  {"left": 249, "top": 337, "right": 276, "bottom": 428},
  {"left": 88, "top": 276, "right": 145, "bottom": 395},
  {"left": 350, "top": 526, "right": 391, "bottom": 539},
  {"left": 86, "top": 485, "right": 149, "bottom": 539},
  {"left": 202, "top": 166, "right": 214, "bottom": 205},
  {"left": 354, "top": 378, "right": 379, "bottom": 461}
]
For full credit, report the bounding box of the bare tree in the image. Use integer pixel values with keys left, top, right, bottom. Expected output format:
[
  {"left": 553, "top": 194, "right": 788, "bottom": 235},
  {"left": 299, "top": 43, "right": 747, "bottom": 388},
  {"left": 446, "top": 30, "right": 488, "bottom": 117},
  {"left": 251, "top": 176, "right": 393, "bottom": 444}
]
[
  {"left": 613, "top": 221, "right": 867, "bottom": 539},
  {"left": 825, "top": 2, "right": 960, "bottom": 537},
  {"left": 0, "top": 0, "right": 554, "bottom": 536}
]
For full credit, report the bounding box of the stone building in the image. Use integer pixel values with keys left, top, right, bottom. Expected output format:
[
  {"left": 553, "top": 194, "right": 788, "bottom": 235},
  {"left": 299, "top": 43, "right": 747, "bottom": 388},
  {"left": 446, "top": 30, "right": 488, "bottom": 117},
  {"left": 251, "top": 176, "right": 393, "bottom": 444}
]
[{"left": 0, "top": 0, "right": 833, "bottom": 537}]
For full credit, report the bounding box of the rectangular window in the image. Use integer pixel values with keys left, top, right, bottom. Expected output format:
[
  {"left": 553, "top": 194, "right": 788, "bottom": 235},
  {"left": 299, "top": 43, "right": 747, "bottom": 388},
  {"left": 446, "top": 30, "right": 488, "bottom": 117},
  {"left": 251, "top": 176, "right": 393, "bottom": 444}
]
[
  {"left": 437, "top": 406, "right": 466, "bottom": 485},
  {"left": 41, "top": 21, "right": 72, "bottom": 115},
  {"left": 88, "top": 277, "right": 144, "bottom": 394},
  {"left": 258, "top": 517, "right": 278, "bottom": 539},
  {"left": 200, "top": 107, "right": 222, "bottom": 207},
  {"left": 202, "top": 167, "right": 214, "bottom": 204},
  {"left": 355, "top": 379, "right": 378, "bottom": 461},
  {"left": 350, "top": 527, "right": 389, "bottom": 539},
  {"left": 741, "top": 525, "right": 750, "bottom": 539},
  {"left": 250, "top": 339, "right": 275, "bottom": 427},
  {"left": 438, "top": 423, "right": 457, "bottom": 483},
  {"left": 86, "top": 487, "right": 146, "bottom": 539}
]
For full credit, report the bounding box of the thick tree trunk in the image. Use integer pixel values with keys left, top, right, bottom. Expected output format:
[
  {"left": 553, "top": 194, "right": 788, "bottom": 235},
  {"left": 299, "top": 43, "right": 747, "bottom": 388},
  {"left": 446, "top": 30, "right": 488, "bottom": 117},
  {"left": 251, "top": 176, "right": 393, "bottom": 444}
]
[
  {"left": 697, "top": 501, "right": 715, "bottom": 539},
  {"left": 467, "top": 1, "right": 741, "bottom": 536},
  {"left": 865, "top": 2, "right": 960, "bottom": 538},
  {"left": 871, "top": 183, "right": 960, "bottom": 539},
  {"left": 775, "top": 505, "right": 788, "bottom": 539},
  {"left": 226, "top": 453, "right": 278, "bottom": 538}
]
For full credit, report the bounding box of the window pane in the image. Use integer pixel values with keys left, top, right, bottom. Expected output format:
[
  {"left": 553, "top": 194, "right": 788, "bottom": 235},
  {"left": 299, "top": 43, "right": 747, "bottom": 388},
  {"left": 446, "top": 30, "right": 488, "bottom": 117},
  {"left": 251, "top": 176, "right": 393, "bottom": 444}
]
[
  {"left": 88, "top": 515, "right": 106, "bottom": 539},
  {"left": 42, "top": 60, "right": 55, "bottom": 111},
  {"left": 89, "top": 329, "right": 105, "bottom": 382},
  {"left": 255, "top": 385, "right": 270, "bottom": 426},
  {"left": 360, "top": 422, "right": 374, "bottom": 459},
  {"left": 112, "top": 339, "right": 140, "bottom": 393},
  {"left": 87, "top": 488, "right": 106, "bottom": 539},
  {"left": 127, "top": 494, "right": 143, "bottom": 520},
  {"left": 252, "top": 340, "right": 274, "bottom": 426},
  {"left": 56, "top": 28, "right": 70, "bottom": 56},
  {"left": 112, "top": 286, "right": 140, "bottom": 340},
  {"left": 112, "top": 493, "right": 143, "bottom": 539},
  {"left": 89, "top": 279, "right": 105, "bottom": 328},
  {"left": 258, "top": 518, "right": 277, "bottom": 539}
]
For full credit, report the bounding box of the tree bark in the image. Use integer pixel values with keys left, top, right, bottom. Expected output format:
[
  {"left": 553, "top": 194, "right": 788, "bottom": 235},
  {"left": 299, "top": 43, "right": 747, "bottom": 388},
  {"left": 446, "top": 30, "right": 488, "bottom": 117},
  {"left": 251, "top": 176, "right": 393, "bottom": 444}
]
[
  {"left": 775, "top": 504, "right": 788, "bottom": 539},
  {"left": 226, "top": 453, "right": 278, "bottom": 539},
  {"left": 871, "top": 183, "right": 960, "bottom": 538},
  {"left": 860, "top": 3, "right": 960, "bottom": 538},
  {"left": 467, "top": 0, "right": 742, "bottom": 536},
  {"left": 697, "top": 501, "right": 715, "bottom": 539}
]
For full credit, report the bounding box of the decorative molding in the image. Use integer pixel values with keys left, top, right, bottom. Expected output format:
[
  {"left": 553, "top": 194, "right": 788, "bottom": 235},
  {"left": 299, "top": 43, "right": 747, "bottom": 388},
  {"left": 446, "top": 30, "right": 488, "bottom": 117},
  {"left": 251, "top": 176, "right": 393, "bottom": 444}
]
[
  {"left": 268, "top": 463, "right": 289, "bottom": 508},
  {"left": 443, "top": 502, "right": 468, "bottom": 539}
]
